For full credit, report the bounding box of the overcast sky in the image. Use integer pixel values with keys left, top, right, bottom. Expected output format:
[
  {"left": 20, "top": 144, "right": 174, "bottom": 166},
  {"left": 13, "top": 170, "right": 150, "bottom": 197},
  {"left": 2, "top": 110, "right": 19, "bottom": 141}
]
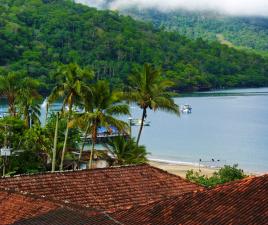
[{"left": 76, "top": 0, "right": 268, "bottom": 17}]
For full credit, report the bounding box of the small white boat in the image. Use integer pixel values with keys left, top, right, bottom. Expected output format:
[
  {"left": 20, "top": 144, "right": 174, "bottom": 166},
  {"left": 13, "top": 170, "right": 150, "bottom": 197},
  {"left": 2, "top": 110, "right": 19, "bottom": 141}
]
[
  {"left": 0, "top": 112, "right": 8, "bottom": 118},
  {"left": 130, "top": 119, "right": 150, "bottom": 126},
  {"left": 181, "top": 105, "right": 192, "bottom": 113},
  {"left": 65, "top": 105, "right": 84, "bottom": 113}
]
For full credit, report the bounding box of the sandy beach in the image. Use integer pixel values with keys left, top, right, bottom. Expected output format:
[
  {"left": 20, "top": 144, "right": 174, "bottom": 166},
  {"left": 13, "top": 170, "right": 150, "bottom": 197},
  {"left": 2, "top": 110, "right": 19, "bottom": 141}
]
[
  {"left": 149, "top": 160, "right": 218, "bottom": 178},
  {"left": 149, "top": 160, "right": 263, "bottom": 178}
]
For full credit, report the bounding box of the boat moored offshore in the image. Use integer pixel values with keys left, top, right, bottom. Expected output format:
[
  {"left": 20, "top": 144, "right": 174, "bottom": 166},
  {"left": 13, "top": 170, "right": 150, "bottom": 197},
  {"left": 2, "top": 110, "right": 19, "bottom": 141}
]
[{"left": 181, "top": 104, "right": 192, "bottom": 113}]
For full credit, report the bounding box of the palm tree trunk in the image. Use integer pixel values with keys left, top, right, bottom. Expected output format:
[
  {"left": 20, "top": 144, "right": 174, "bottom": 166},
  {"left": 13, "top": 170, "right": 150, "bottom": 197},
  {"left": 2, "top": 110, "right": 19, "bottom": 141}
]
[
  {"left": 52, "top": 112, "right": 59, "bottom": 172},
  {"left": 8, "top": 95, "right": 16, "bottom": 117},
  {"left": 60, "top": 121, "right": 69, "bottom": 171},
  {"left": 45, "top": 103, "right": 49, "bottom": 123},
  {"left": 78, "top": 122, "right": 90, "bottom": 167},
  {"left": 26, "top": 107, "right": 30, "bottom": 128},
  {"left": 59, "top": 106, "right": 72, "bottom": 171},
  {"left": 7, "top": 94, "right": 16, "bottom": 117},
  {"left": 9, "top": 103, "right": 16, "bottom": 117},
  {"left": 88, "top": 124, "right": 96, "bottom": 169},
  {"left": 136, "top": 108, "right": 146, "bottom": 145}
]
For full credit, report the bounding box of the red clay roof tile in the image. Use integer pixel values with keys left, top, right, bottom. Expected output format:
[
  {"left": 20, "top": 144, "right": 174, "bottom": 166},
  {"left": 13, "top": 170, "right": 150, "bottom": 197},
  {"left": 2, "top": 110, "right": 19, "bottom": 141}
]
[
  {"left": 111, "top": 174, "right": 268, "bottom": 225},
  {"left": 0, "top": 164, "right": 201, "bottom": 212},
  {"left": 12, "top": 208, "right": 120, "bottom": 225},
  {"left": 0, "top": 189, "right": 59, "bottom": 225},
  {"left": 0, "top": 189, "right": 121, "bottom": 225}
]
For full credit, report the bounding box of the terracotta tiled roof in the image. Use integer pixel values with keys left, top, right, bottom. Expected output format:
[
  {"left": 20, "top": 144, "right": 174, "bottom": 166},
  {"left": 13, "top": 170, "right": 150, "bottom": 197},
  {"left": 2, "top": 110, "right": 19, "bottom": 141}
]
[
  {"left": 0, "top": 189, "right": 120, "bottom": 225},
  {"left": 0, "top": 164, "right": 201, "bottom": 212},
  {"left": 12, "top": 208, "right": 120, "bottom": 225},
  {"left": 0, "top": 189, "right": 58, "bottom": 225},
  {"left": 111, "top": 174, "right": 268, "bottom": 225}
]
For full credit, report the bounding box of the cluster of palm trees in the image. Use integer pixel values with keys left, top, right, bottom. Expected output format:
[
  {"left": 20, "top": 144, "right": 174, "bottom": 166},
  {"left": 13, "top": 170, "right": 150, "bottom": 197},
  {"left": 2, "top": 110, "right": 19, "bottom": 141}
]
[
  {"left": 0, "top": 72, "right": 41, "bottom": 128},
  {"left": 47, "top": 63, "right": 131, "bottom": 170},
  {"left": 0, "top": 63, "right": 179, "bottom": 172}
]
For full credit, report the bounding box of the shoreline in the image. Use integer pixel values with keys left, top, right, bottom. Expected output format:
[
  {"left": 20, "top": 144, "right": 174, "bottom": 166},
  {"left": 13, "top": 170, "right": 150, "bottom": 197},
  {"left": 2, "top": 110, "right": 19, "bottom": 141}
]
[
  {"left": 149, "top": 159, "right": 218, "bottom": 178},
  {"left": 149, "top": 158, "right": 263, "bottom": 178}
]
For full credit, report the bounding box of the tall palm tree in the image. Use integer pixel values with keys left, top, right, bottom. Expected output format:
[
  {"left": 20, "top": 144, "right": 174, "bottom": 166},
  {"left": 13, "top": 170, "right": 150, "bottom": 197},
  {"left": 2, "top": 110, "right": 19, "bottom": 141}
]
[
  {"left": 48, "top": 63, "right": 93, "bottom": 171},
  {"left": 16, "top": 77, "right": 41, "bottom": 128},
  {"left": 75, "top": 80, "right": 129, "bottom": 169},
  {"left": 108, "top": 136, "right": 148, "bottom": 165},
  {"left": 51, "top": 112, "right": 59, "bottom": 172},
  {"left": 126, "top": 64, "right": 180, "bottom": 145},
  {"left": 0, "top": 72, "right": 23, "bottom": 116},
  {"left": 76, "top": 88, "right": 92, "bottom": 165}
]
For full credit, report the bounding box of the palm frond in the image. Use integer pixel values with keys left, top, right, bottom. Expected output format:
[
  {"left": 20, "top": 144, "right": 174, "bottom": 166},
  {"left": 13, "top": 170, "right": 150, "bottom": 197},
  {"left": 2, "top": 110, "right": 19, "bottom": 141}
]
[
  {"left": 48, "top": 85, "right": 65, "bottom": 104},
  {"left": 104, "top": 115, "right": 129, "bottom": 132},
  {"left": 106, "top": 104, "right": 130, "bottom": 116},
  {"left": 154, "top": 96, "right": 180, "bottom": 115}
]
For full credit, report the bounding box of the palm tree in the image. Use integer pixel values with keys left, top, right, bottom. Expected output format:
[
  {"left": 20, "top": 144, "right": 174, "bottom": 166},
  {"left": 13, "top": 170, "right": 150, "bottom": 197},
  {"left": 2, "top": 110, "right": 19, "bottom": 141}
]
[
  {"left": 75, "top": 80, "right": 129, "bottom": 169},
  {"left": 0, "top": 72, "right": 23, "bottom": 116},
  {"left": 76, "top": 89, "right": 92, "bottom": 165},
  {"left": 52, "top": 112, "right": 59, "bottom": 172},
  {"left": 108, "top": 136, "right": 148, "bottom": 165},
  {"left": 16, "top": 77, "right": 42, "bottom": 128},
  {"left": 126, "top": 63, "right": 180, "bottom": 145},
  {"left": 48, "top": 63, "right": 93, "bottom": 171}
]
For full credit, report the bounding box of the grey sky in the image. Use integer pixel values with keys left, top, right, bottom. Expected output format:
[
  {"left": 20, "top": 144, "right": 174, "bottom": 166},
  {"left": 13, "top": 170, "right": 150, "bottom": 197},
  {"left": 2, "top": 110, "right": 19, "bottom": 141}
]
[{"left": 76, "top": 0, "right": 268, "bottom": 16}]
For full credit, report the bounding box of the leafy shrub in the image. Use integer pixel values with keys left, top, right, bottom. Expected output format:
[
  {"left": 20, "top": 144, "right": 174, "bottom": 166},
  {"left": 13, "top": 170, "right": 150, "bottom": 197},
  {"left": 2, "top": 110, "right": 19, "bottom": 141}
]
[
  {"left": 186, "top": 164, "right": 247, "bottom": 187},
  {"left": 108, "top": 137, "right": 149, "bottom": 165}
]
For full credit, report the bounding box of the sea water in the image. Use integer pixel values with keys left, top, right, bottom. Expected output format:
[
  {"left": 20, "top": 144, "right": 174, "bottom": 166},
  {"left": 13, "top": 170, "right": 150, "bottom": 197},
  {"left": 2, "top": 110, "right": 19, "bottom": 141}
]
[
  {"left": 130, "top": 88, "right": 268, "bottom": 173},
  {"left": 0, "top": 88, "right": 268, "bottom": 172}
]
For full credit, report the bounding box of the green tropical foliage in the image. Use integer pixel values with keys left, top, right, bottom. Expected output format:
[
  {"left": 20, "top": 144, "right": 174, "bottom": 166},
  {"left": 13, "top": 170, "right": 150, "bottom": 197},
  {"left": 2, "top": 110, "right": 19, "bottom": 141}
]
[
  {"left": 13, "top": 124, "right": 51, "bottom": 174},
  {"left": 48, "top": 63, "right": 93, "bottom": 170},
  {"left": 8, "top": 149, "right": 46, "bottom": 175},
  {"left": 16, "top": 77, "right": 42, "bottom": 127},
  {"left": 108, "top": 136, "right": 148, "bottom": 165},
  {"left": 125, "top": 64, "right": 179, "bottom": 144},
  {"left": 0, "top": 117, "right": 42, "bottom": 175},
  {"left": 0, "top": 113, "right": 81, "bottom": 175},
  {"left": 122, "top": 8, "right": 268, "bottom": 53},
  {"left": 21, "top": 125, "right": 51, "bottom": 155},
  {"left": 0, "top": 0, "right": 268, "bottom": 92},
  {"left": 75, "top": 80, "right": 129, "bottom": 168},
  {"left": 45, "top": 113, "right": 80, "bottom": 170},
  {"left": 0, "top": 116, "right": 25, "bottom": 150},
  {"left": 0, "top": 0, "right": 263, "bottom": 176},
  {"left": 186, "top": 164, "right": 247, "bottom": 187},
  {"left": 0, "top": 72, "right": 24, "bottom": 116},
  {"left": 48, "top": 63, "right": 93, "bottom": 108}
]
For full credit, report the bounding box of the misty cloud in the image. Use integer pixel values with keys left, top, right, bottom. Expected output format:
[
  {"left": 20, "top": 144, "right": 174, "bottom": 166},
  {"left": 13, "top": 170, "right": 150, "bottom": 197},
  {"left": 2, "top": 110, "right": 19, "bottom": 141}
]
[{"left": 76, "top": 0, "right": 268, "bottom": 17}]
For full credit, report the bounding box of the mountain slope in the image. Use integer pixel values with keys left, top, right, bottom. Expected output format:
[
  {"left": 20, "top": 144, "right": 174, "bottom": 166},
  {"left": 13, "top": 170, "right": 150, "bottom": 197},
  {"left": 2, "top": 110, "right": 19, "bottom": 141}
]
[
  {"left": 81, "top": 1, "right": 268, "bottom": 52},
  {"left": 0, "top": 0, "right": 268, "bottom": 92},
  {"left": 121, "top": 8, "right": 268, "bottom": 53}
]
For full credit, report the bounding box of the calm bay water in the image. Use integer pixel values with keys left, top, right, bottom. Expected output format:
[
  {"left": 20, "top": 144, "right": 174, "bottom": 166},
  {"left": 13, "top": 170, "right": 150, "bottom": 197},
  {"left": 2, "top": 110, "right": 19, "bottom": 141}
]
[
  {"left": 131, "top": 88, "right": 268, "bottom": 173},
  {"left": 0, "top": 88, "right": 267, "bottom": 172}
]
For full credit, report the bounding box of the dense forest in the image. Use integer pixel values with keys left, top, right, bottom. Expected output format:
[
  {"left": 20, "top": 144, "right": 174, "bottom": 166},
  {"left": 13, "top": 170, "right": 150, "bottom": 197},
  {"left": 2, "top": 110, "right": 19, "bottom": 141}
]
[
  {"left": 118, "top": 8, "right": 268, "bottom": 53},
  {"left": 0, "top": 0, "right": 268, "bottom": 92}
]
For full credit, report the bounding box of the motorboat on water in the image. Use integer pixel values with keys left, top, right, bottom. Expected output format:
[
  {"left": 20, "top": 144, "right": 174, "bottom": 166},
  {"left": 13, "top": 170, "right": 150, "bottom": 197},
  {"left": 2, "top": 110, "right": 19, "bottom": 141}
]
[
  {"left": 129, "top": 118, "right": 151, "bottom": 126},
  {"left": 0, "top": 112, "right": 8, "bottom": 119},
  {"left": 64, "top": 105, "right": 84, "bottom": 113},
  {"left": 181, "top": 104, "right": 192, "bottom": 113}
]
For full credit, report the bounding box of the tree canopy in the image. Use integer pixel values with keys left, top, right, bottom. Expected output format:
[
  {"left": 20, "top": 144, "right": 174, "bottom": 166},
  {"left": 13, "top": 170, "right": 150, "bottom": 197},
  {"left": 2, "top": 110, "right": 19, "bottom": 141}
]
[
  {"left": 186, "top": 164, "right": 247, "bottom": 187},
  {"left": 122, "top": 8, "right": 268, "bottom": 53},
  {"left": 0, "top": 0, "right": 268, "bottom": 92}
]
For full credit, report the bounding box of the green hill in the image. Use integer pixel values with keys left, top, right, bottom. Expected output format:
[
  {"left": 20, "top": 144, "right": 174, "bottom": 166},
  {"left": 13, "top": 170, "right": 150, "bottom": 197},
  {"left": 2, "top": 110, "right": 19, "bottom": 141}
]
[
  {"left": 121, "top": 8, "right": 268, "bottom": 54},
  {"left": 0, "top": 0, "right": 268, "bottom": 92}
]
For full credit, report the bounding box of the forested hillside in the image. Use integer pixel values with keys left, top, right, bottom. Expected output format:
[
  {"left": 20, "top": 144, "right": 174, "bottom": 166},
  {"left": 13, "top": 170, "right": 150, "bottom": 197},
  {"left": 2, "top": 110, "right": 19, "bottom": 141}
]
[
  {"left": 122, "top": 8, "right": 268, "bottom": 53},
  {"left": 0, "top": 0, "right": 268, "bottom": 92}
]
